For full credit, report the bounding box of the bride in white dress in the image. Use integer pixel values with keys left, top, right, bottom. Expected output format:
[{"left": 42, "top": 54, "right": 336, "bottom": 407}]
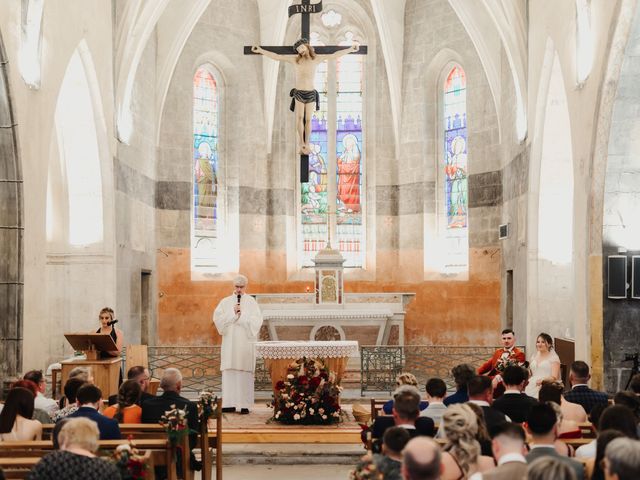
[{"left": 525, "top": 333, "right": 561, "bottom": 398}]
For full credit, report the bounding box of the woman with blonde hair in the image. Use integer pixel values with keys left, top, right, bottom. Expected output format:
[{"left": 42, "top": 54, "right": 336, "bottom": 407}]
[
  {"left": 440, "top": 404, "right": 494, "bottom": 479},
  {"left": 28, "top": 418, "right": 120, "bottom": 479},
  {"left": 382, "top": 372, "right": 428, "bottom": 414}
]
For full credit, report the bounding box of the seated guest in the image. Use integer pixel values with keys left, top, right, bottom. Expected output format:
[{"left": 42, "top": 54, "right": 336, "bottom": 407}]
[
  {"left": 524, "top": 403, "right": 584, "bottom": 479},
  {"left": 613, "top": 391, "right": 640, "bottom": 419},
  {"left": 372, "top": 427, "right": 410, "bottom": 480},
  {"left": 527, "top": 456, "right": 579, "bottom": 480},
  {"left": 564, "top": 361, "right": 609, "bottom": 414},
  {"left": 383, "top": 373, "right": 428, "bottom": 415},
  {"left": 67, "top": 384, "right": 121, "bottom": 440},
  {"left": 23, "top": 370, "right": 58, "bottom": 416},
  {"left": 546, "top": 401, "right": 579, "bottom": 456},
  {"left": 586, "top": 429, "right": 625, "bottom": 480},
  {"left": 444, "top": 364, "right": 475, "bottom": 406},
  {"left": 575, "top": 402, "right": 607, "bottom": 459},
  {"left": 107, "top": 366, "right": 154, "bottom": 406},
  {"left": 0, "top": 387, "right": 42, "bottom": 441},
  {"left": 440, "top": 404, "right": 494, "bottom": 479},
  {"left": 58, "top": 367, "right": 94, "bottom": 409},
  {"left": 420, "top": 378, "right": 447, "bottom": 424},
  {"left": 538, "top": 383, "right": 582, "bottom": 438},
  {"left": 467, "top": 375, "right": 509, "bottom": 431},
  {"left": 540, "top": 380, "right": 587, "bottom": 423},
  {"left": 52, "top": 378, "right": 85, "bottom": 422},
  {"left": 141, "top": 368, "right": 200, "bottom": 472},
  {"left": 602, "top": 437, "right": 640, "bottom": 480},
  {"left": 27, "top": 417, "right": 120, "bottom": 480},
  {"left": 466, "top": 402, "right": 493, "bottom": 457},
  {"left": 103, "top": 380, "right": 142, "bottom": 423},
  {"left": 597, "top": 405, "right": 639, "bottom": 439},
  {"left": 402, "top": 437, "right": 442, "bottom": 480},
  {"left": 491, "top": 365, "right": 537, "bottom": 423},
  {"left": 10, "top": 380, "right": 52, "bottom": 424},
  {"left": 480, "top": 422, "right": 527, "bottom": 480},
  {"left": 371, "top": 386, "right": 435, "bottom": 453}
]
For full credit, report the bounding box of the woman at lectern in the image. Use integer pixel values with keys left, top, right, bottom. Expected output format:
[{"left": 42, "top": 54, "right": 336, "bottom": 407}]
[{"left": 95, "top": 307, "right": 124, "bottom": 359}]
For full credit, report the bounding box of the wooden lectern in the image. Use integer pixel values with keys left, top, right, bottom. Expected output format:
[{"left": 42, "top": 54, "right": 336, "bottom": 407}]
[{"left": 61, "top": 333, "right": 121, "bottom": 398}]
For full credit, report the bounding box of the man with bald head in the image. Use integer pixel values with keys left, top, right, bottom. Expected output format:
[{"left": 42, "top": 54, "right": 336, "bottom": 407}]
[
  {"left": 402, "top": 437, "right": 442, "bottom": 480},
  {"left": 213, "top": 274, "right": 263, "bottom": 414}
]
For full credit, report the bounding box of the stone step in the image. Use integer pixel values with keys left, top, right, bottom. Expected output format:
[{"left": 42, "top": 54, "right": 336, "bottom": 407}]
[{"left": 219, "top": 443, "right": 365, "bottom": 465}]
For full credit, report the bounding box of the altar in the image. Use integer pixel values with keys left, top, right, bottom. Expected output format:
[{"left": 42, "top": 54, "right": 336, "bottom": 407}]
[{"left": 255, "top": 340, "right": 359, "bottom": 392}]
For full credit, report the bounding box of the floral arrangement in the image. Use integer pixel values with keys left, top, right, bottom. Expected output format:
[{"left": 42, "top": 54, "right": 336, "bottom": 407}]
[
  {"left": 111, "top": 438, "right": 150, "bottom": 480},
  {"left": 159, "top": 404, "right": 191, "bottom": 446},
  {"left": 271, "top": 356, "right": 343, "bottom": 425},
  {"left": 349, "top": 453, "right": 383, "bottom": 480},
  {"left": 197, "top": 390, "right": 219, "bottom": 421}
]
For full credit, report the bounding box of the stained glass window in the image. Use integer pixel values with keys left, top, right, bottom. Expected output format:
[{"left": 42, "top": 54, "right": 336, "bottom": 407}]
[
  {"left": 192, "top": 66, "right": 219, "bottom": 269},
  {"left": 336, "top": 34, "right": 363, "bottom": 267},
  {"left": 300, "top": 32, "right": 364, "bottom": 268},
  {"left": 444, "top": 66, "right": 467, "bottom": 229}
]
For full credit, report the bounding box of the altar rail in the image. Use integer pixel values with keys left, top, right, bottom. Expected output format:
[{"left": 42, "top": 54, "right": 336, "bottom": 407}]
[
  {"left": 146, "top": 346, "right": 271, "bottom": 394},
  {"left": 144, "top": 345, "right": 523, "bottom": 396},
  {"left": 360, "top": 345, "right": 526, "bottom": 395}
]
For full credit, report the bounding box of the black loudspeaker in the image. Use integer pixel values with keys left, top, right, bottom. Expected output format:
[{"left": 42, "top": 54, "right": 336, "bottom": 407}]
[
  {"left": 632, "top": 256, "right": 640, "bottom": 299},
  {"left": 608, "top": 255, "right": 627, "bottom": 299}
]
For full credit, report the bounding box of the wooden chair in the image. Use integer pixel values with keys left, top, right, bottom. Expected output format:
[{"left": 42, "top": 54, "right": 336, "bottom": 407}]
[{"left": 370, "top": 398, "right": 389, "bottom": 420}]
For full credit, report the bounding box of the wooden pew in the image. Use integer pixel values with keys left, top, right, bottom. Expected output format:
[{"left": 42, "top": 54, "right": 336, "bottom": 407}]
[
  {"left": 0, "top": 438, "right": 190, "bottom": 480},
  {"left": 370, "top": 398, "right": 389, "bottom": 420},
  {"left": 202, "top": 398, "right": 223, "bottom": 480}
]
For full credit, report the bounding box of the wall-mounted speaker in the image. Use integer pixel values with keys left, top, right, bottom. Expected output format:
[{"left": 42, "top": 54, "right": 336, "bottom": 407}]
[
  {"left": 608, "top": 255, "right": 627, "bottom": 299},
  {"left": 632, "top": 256, "right": 640, "bottom": 299},
  {"left": 499, "top": 224, "right": 509, "bottom": 240}
]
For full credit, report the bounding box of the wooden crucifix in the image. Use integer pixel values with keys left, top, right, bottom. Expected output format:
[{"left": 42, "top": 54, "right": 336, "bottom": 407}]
[{"left": 245, "top": 0, "right": 367, "bottom": 182}]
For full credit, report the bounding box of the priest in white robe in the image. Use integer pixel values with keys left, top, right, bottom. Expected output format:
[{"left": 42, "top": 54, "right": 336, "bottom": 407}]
[{"left": 213, "top": 274, "right": 263, "bottom": 413}]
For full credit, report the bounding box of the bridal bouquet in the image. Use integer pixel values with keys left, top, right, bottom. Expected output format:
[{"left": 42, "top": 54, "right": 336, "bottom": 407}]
[
  {"left": 495, "top": 352, "right": 526, "bottom": 373},
  {"left": 271, "top": 356, "right": 343, "bottom": 425}
]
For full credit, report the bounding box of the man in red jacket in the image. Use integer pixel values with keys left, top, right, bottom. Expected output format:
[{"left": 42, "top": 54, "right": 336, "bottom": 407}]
[{"left": 478, "top": 329, "right": 526, "bottom": 396}]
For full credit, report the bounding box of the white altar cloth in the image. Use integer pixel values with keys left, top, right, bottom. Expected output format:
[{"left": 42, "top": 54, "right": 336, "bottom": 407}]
[
  {"left": 255, "top": 340, "right": 359, "bottom": 359},
  {"left": 255, "top": 341, "right": 359, "bottom": 390}
]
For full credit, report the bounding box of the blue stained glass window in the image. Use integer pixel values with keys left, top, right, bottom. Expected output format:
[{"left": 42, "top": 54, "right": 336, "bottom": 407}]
[
  {"left": 193, "top": 67, "right": 218, "bottom": 233},
  {"left": 444, "top": 66, "right": 467, "bottom": 229}
]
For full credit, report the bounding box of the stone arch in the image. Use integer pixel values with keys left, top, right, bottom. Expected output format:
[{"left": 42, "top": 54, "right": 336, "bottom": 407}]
[
  {"left": 526, "top": 39, "right": 576, "bottom": 352},
  {"left": 0, "top": 29, "right": 23, "bottom": 383}
]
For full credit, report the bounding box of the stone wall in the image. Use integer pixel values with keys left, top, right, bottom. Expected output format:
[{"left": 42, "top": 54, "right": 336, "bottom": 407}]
[{"left": 602, "top": 4, "right": 640, "bottom": 391}]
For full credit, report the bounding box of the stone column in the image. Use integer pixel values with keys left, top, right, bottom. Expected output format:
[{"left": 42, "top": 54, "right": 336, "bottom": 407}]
[{"left": 0, "top": 34, "right": 23, "bottom": 384}]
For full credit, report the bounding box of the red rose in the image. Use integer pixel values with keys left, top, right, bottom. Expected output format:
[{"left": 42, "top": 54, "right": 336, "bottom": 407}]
[
  {"left": 276, "top": 381, "right": 285, "bottom": 390},
  {"left": 309, "top": 376, "right": 321, "bottom": 388},
  {"left": 298, "top": 375, "right": 309, "bottom": 385}
]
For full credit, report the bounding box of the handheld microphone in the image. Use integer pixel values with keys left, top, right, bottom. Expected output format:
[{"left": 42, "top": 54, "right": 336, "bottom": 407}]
[
  {"left": 107, "top": 319, "right": 119, "bottom": 327},
  {"left": 236, "top": 294, "right": 242, "bottom": 305}
]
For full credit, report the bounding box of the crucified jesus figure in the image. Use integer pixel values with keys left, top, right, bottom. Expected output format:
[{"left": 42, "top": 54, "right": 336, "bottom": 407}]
[{"left": 252, "top": 38, "right": 359, "bottom": 155}]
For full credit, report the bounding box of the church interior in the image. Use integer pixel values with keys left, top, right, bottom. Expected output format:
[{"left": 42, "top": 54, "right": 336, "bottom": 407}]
[{"left": 2, "top": 0, "right": 640, "bottom": 478}]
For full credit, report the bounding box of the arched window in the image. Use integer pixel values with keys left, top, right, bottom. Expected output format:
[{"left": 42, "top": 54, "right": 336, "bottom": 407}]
[
  {"left": 442, "top": 65, "right": 468, "bottom": 272},
  {"left": 53, "top": 49, "right": 104, "bottom": 246},
  {"left": 192, "top": 66, "right": 220, "bottom": 270},
  {"left": 300, "top": 31, "right": 364, "bottom": 268}
]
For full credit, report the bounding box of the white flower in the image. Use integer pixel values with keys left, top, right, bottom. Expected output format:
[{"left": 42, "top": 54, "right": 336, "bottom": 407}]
[
  {"left": 309, "top": 408, "right": 315, "bottom": 415},
  {"left": 287, "top": 374, "right": 294, "bottom": 379},
  {"left": 275, "top": 412, "right": 280, "bottom": 419},
  {"left": 293, "top": 405, "right": 298, "bottom": 410},
  {"left": 294, "top": 413, "right": 301, "bottom": 420},
  {"left": 322, "top": 415, "right": 327, "bottom": 420}
]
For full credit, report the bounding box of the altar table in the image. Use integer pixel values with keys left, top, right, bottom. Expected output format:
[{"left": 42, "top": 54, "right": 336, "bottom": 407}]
[{"left": 255, "top": 340, "right": 359, "bottom": 392}]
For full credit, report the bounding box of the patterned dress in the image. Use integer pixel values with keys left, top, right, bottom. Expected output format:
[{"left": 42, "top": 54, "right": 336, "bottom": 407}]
[{"left": 27, "top": 450, "right": 120, "bottom": 480}]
